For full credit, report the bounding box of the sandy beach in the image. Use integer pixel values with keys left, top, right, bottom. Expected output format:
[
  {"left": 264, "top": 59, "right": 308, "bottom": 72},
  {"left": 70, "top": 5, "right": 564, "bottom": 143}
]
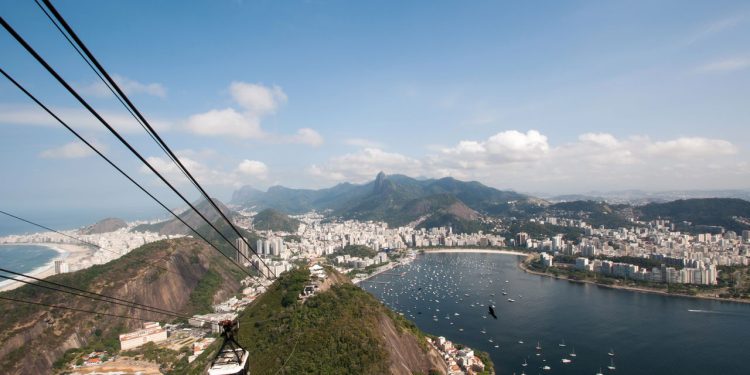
[{"left": 0, "top": 242, "right": 96, "bottom": 292}]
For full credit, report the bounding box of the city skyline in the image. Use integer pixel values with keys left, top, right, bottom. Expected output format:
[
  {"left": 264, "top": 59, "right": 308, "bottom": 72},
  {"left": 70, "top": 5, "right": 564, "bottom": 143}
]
[{"left": 1, "top": 0, "right": 749, "bottom": 215}]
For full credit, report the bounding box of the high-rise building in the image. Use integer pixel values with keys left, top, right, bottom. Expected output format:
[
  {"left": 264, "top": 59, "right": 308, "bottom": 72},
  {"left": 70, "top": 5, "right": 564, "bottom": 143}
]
[
  {"left": 515, "top": 232, "right": 529, "bottom": 247},
  {"left": 54, "top": 260, "right": 69, "bottom": 275},
  {"left": 263, "top": 240, "right": 271, "bottom": 255},
  {"left": 551, "top": 234, "right": 563, "bottom": 251},
  {"left": 235, "top": 237, "right": 249, "bottom": 264}
]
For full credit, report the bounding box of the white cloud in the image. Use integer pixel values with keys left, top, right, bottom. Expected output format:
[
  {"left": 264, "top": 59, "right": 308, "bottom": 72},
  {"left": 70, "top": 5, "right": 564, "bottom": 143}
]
[
  {"left": 39, "top": 140, "right": 103, "bottom": 159},
  {"left": 344, "top": 138, "right": 384, "bottom": 148},
  {"left": 236, "top": 159, "right": 268, "bottom": 178},
  {"left": 309, "top": 130, "right": 746, "bottom": 192},
  {"left": 0, "top": 104, "right": 172, "bottom": 133},
  {"left": 308, "top": 148, "right": 422, "bottom": 183},
  {"left": 141, "top": 151, "right": 269, "bottom": 187},
  {"left": 442, "top": 130, "right": 549, "bottom": 163},
  {"left": 185, "top": 108, "right": 263, "bottom": 138},
  {"left": 697, "top": 57, "right": 750, "bottom": 73},
  {"left": 83, "top": 74, "right": 166, "bottom": 98},
  {"left": 646, "top": 137, "right": 737, "bottom": 158},
  {"left": 183, "top": 82, "right": 323, "bottom": 145},
  {"left": 578, "top": 132, "right": 619, "bottom": 147},
  {"left": 229, "top": 82, "right": 286, "bottom": 115},
  {"left": 287, "top": 128, "right": 324, "bottom": 146}
]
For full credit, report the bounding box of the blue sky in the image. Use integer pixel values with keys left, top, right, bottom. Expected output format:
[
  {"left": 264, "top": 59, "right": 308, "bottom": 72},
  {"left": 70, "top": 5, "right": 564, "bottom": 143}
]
[{"left": 1, "top": 0, "right": 749, "bottom": 216}]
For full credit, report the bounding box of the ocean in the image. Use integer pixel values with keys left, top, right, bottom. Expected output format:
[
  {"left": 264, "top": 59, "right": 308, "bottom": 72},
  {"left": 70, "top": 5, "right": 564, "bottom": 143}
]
[
  {"left": 361, "top": 252, "right": 750, "bottom": 375},
  {"left": 0, "top": 245, "right": 59, "bottom": 286}
]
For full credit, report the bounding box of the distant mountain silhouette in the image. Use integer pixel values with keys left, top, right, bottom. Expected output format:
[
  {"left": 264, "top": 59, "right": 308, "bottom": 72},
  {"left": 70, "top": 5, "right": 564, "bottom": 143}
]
[
  {"left": 79, "top": 217, "right": 127, "bottom": 235},
  {"left": 232, "top": 172, "right": 531, "bottom": 228}
]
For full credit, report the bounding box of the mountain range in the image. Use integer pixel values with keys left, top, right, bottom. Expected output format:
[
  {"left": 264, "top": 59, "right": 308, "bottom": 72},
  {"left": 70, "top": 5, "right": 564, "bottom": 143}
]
[
  {"left": 233, "top": 172, "right": 534, "bottom": 229},
  {"left": 231, "top": 173, "right": 750, "bottom": 234}
]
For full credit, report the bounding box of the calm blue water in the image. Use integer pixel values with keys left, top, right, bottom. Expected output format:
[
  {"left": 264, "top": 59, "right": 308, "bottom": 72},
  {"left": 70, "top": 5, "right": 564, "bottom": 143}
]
[
  {"left": 0, "top": 245, "right": 59, "bottom": 275},
  {"left": 361, "top": 253, "right": 750, "bottom": 375}
]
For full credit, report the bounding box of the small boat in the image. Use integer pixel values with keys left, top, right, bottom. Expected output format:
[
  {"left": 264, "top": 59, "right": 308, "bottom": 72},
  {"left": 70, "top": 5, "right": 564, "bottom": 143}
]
[
  {"left": 505, "top": 280, "right": 509, "bottom": 283},
  {"left": 542, "top": 365, "right": 551, "bottom": 371},
  {"left": 607, "top": 358, "right": 616, "bottom": 370},
  {"left": 502, "top": 291, "right": 508, "bottom": 296},
  {"left": 559, "top": 339, "right": 566, "bottom": 347},
  {"left": 536, "top": 341, "right": 542, "bottom": 350},
  {"left": 608, "top": 348, "right": 615, "bottom": 356},
  {"left": 570, "top": 347, "right": 576, "bottom": 357},
  {"left": 562, "top": 358, "right": 572, "bottom": 364},
  {"left": 595, "top": 368, "right": 604, "bottom": 375},
  {"left": 508, "top": 298, "right": 516, "bottom": 302},
  {"left": 518, "top": 340, "right": 524, "bottom": 344},
  {"left": 522, "top": 359, "right": 528, "bottom": 367}
]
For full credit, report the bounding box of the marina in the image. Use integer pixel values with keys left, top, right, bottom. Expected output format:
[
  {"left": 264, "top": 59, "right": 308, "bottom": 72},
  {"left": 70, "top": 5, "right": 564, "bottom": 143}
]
[{"left": 360, "top": 251, "right": 750, "bottom": 375}]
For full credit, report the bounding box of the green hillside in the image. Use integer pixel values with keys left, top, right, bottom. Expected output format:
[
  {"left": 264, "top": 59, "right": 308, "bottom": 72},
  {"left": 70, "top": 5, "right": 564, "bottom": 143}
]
[
  {"left": 639, "top": 198, "right": 750, "bottom": 233},
  {"left": 253, "top": 208, "right": 301, "bottom": 232},
  {"left": 237, "top": 267, "right": 456, "bottom": 374}
]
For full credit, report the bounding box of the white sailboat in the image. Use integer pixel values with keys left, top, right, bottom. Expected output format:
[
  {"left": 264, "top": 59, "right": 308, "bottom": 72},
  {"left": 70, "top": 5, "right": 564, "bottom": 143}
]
[
  {"left": 559, "top": 338, "right": 566, "bottom": 347},
  {"left": 607, "top": 358, "right": 616, "bottom": 370}
]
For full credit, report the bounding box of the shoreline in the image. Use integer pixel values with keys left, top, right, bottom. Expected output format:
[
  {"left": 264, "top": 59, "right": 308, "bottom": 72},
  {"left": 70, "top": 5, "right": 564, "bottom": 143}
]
[
  {"left": 422, "top": 248, "right": 528, "bottom": 256},
  {"left": 354, "top": 248, "right": 527, "bottom": 285},
  {"left": 0, "top": 242, "right": 95, "bottom": 292},
  {"left": 353, "top": 258, "right": 407, "bottom": 285},
  {"left": 517, "top": 258, "right": 750, "bottom": 305}
]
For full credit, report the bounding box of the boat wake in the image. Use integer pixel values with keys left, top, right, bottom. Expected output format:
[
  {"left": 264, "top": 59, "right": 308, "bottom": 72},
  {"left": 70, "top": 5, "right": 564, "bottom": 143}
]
[{"left": 687, "top": 309, "right": 749, "bottom": 317}]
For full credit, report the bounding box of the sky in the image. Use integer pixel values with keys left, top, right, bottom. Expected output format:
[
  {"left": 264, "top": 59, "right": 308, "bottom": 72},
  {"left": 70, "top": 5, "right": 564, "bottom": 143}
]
[{"left": 1, "top": 0, "right": 749, "bottom": 217}]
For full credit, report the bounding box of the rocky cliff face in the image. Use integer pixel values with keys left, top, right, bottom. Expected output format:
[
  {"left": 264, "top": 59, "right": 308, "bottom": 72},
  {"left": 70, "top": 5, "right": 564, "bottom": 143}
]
[{"left": 0, "top": 238, "right": 244, "bottom": 374}]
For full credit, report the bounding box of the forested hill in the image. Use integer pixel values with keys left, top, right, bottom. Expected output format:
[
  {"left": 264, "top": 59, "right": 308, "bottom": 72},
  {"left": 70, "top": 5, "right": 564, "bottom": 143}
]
[
  {"left": 0, "top": 238, "right": 245, "bottom": 375},
  {"left": 638, "top": 198, "right": 750, "bottom": 233},
  {"left": 252, "top": 208, "right": 301, "bottom": 232},
  {"left": 236, "top": 267, "right": 462, "bottom": 374}
]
